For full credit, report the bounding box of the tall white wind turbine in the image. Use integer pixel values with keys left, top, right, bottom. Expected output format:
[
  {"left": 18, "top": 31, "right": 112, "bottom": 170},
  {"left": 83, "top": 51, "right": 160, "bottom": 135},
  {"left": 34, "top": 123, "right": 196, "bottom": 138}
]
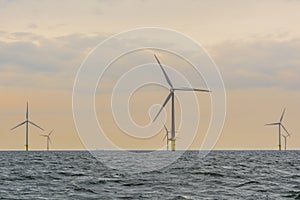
[
  {"left": 153, "top": 55, "right": 210, "bottom": 151},
  {"left": 265, "top": 108, "right": 289, "bottom": 151},
  {"left": 11, "top": 102, "right": 44, "bottom": 151},
  {"left": 40, "top": 129, "right": 54, "bottom": 151}
]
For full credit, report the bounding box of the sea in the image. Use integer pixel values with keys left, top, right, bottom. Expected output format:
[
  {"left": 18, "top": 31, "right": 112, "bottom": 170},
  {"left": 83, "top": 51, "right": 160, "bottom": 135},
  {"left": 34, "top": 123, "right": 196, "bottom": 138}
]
[{"left": 0, "top": 150, "right": 299, "bottom": 199}]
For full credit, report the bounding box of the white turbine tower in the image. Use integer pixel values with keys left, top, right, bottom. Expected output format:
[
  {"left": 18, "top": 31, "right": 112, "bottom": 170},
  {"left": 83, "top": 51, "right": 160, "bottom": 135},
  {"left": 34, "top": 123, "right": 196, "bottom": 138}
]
[
  {"left": 153, "top": 55, "right": 210, "bottom": 151},
  {"left": 40, "top": 129, "right": 54, "bottom": 151},
  {"left": 265, "top": 108, "right": 289, "bottom": 151},
  {"left": 11, "top": 102, "right": 44, "bottom": 151}
]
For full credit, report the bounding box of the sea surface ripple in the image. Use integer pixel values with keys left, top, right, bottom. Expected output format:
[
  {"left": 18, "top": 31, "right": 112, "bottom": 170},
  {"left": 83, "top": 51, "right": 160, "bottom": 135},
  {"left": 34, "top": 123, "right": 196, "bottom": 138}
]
[{"left": 0, "top": 151, "right": 299, "bottom": 199}]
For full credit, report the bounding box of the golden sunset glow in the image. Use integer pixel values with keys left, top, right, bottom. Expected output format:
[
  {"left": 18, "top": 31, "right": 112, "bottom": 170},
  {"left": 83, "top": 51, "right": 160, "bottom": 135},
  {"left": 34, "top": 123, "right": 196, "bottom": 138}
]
[{"left": 1, "top": 0, "right": 300, "bottom": 150}]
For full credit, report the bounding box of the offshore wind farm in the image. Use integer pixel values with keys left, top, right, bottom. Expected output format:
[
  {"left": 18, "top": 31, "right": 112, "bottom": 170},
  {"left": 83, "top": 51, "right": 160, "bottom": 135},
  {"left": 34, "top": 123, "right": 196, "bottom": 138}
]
[
  {"left": 7, "top": 101, "right": 294, "bottom": 152},
  {"left": 1, "top": 0, "right": 300, "bottom": 199},
  {"left": 1, "top": 51, "right": 299, "bottom": 199}
]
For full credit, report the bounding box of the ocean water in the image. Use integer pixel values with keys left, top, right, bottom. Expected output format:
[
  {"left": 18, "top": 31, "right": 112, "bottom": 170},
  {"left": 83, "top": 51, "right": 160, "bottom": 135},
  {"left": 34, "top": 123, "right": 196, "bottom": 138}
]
[{"left": 0, "top": 151, "right": 299, "bottom": 199}]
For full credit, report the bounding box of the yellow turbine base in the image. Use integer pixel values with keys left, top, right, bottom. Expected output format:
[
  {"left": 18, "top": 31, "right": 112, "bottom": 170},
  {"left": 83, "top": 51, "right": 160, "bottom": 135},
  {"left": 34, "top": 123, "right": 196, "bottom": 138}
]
[
  {"left": 171, "top": 140, "right": 176, "bottom": 151},
  {"left": 278, "top": 145, "right": 281, "bottom": 151},
  {"left": 25, "top": 145, "right": 29, "bottom": 151}
]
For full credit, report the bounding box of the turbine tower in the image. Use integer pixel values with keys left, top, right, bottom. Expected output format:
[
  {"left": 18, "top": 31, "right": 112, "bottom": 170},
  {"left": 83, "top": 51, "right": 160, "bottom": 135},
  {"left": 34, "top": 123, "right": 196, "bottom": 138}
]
[
  {"left": 153, "top": 55, "right": 210, "bottom": 151},
  {"left": 265, "top": 108, "right": 289, "bottom": 151},
  {"left": 11, "top": 102, "right": 44, "bottom": 151},
  {"left": 40, "top": 129, "right": 54, "bottom": 151}
]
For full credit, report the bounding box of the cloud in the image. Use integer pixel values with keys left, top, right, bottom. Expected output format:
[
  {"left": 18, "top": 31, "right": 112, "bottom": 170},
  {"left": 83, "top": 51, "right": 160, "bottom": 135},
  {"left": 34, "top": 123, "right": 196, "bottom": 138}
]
[
  {"left": 2, "top": 0, "right": 300, "bottom": 45},
  {"left": 1, "top": 30, "right": 300, "bottom": 92},
  {"left": 211, "top": 38, "right": 300, "bottom": 90},
  {"left": 0, "top": 31, "right": 107, "bottom": 89}
]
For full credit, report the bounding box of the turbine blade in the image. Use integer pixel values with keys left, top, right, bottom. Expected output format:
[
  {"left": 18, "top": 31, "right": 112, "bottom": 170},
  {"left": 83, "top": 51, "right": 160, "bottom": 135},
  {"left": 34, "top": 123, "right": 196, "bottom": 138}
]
[
  {"left": 48, "top": 129, "right": 54, "bottom": 136},
  {"left": 163, "top": 124, "right": 168, "bottom": 132},
  {"left": 28, "top": 121, "right": 44, "bottom": 131},
  {"left": 11, "top": 121, "right": 26, "bottom": 131},
  {"left": 163, "top": 132, "right": 168, "bottom": 141},
  {"left": 48, "top": 137, "right": 52, "bottom": 145},
  {"left": 26, "top": 102, "right": 28, "bottom": 120},
  {"left": 173, "top": 87, "right": 210, "bottom": 92},
  {"left": 280, "top": 108, "right": 286, "bottom": 122},
  {"left": 265, "top": 123, "right": 279, "bottom": 126},
  {"left": 153, "top": 92, "right": 172, "bottom": 122},
  {"left": 281, "top": 124, "right": 290, "bottom": 136},
  {"left": 154, "top": 55, "right": 173, "bottom": 88},
  {"left": 40, "top": 135, "right": 47, "bottom": 137}
]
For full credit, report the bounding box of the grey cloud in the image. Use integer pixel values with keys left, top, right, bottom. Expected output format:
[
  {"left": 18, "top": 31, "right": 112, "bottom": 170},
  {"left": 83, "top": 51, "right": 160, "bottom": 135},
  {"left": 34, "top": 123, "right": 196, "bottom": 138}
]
[
  {"left": 0, "top": 32, "right": 106, "bottom": 73},
  {"left": 211, "top": 38, "right": 300, "bottom": 90},
  {"left": 1, "top": 30, "right": 300, "bottom": 91},
  {"left": 0, "top": 31, "right": 107, "bottom": 89}
]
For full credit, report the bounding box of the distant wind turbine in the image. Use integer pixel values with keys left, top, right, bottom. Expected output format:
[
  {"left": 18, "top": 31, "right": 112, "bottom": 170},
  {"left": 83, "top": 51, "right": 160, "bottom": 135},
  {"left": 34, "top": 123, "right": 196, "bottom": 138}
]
[
  {"left": 162, "top": 123, "right": 171, "bottom": 151},
  {"left": 40, "top": 129, "right": 54, "bottom": 151},
  {"left": 265, "top": 108, "right": 290, "bottom": 151},
  {"left": 11, "top": 102, "right": 44, "bottom": 151},
  {"left": 162, "top": 123, "right": 178, "bottom": 151},
  {"left": 282, "top": 132, "right": 290, "bottom": 151},
  {"left": 153, "top": 55, "right": 210, "bottom": 151}
]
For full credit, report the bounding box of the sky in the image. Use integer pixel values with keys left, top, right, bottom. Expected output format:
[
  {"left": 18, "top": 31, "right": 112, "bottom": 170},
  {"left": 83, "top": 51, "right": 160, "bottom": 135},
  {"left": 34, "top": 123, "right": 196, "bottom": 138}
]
[{"left": 0, "top": 0, "right": 300, "bottom": 150}]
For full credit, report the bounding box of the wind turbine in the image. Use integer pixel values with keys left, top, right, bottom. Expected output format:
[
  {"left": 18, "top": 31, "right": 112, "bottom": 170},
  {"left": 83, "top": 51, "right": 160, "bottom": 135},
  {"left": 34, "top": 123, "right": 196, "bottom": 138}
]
[
  {"left": 153, "top": 55, "right": 210, "bottom": 151},
  {"left": 265, "top": 108, "right": 289, "bottom": 151},
  {"left": 282, "top": 132, "right": 291, "bottom": 151},
  {"left": 162, "top": 123, "right": 171, "bottom": 151},
  {"left": 40, "top": 129, "right": 54, "bottom": 151},
  {"left": 162, "top": 123, "right": 178, "bottom": 151},
  {"left": 11, "top": 102, "right": 44, "bottom": 151},
  {"left": 282, "top": 134, "right": 289, "bottom": 151}
]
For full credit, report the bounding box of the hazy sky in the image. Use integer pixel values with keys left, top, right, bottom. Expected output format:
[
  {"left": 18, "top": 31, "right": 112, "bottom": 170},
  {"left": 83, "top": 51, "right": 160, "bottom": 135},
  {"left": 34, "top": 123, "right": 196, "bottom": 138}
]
[{"left": 0, "top": 0, "right": 300, "bottom": 150}]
